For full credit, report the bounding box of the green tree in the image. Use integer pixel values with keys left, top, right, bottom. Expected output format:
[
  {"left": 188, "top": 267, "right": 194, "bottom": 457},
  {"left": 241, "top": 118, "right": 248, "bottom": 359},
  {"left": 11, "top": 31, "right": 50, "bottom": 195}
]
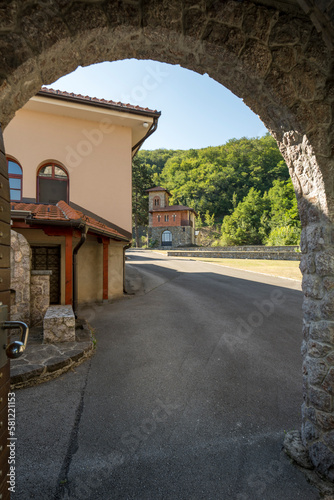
[
  {"left": 221, "top": 188, "right": 270, "bottom": 245},
  {"left": 132, "top": 157, "right": 154, "bottom": 247},
  {"left": 204, "top": 210, "right": 215, "bottom": 227},
  {"left": 264, "top": 179, "right": 301, "bottom": 245}
]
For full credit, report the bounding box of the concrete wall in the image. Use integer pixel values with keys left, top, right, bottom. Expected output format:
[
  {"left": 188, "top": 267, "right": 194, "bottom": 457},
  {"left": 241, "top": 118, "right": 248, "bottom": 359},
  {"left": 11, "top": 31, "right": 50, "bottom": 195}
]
[
  {"left": 108, "top": 241, "right": 125, "bottom": 300},
  {"left": 77, "top": 235, "right": 103, "bottom": 303},
  {"left": 77, "top": 235, "right": 125, "bottom": 304}
]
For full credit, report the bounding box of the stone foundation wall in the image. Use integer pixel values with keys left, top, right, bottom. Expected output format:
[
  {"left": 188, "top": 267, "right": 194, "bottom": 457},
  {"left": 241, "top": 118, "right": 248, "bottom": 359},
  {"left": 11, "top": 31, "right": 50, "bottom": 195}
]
[
  {"left": 10, "top": 230, "right": 31, "bottom": 324},
  {"left": 177, "top": 245, "right": 300, "bottom": 253},
  {"left": 30, "top": 271, "right": 51, "bottom": 326},
  {"left": 150, "top": 226, "right": 194, "bottom": 248},
  {"left": 168, "top": 250, "right": 301, "bottom": 261}
]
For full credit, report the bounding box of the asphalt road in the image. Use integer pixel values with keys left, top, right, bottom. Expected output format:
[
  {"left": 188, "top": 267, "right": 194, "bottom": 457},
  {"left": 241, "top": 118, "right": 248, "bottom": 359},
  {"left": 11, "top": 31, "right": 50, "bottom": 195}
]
[{"left": 14, "top": 250, "right": 319, "bottom": 499}]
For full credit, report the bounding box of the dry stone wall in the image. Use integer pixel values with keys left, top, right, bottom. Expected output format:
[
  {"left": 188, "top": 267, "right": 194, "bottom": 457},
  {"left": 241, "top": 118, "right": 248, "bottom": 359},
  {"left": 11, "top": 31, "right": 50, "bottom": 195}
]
[
  {"left": 30, "top": 270, "right": 51, "bottom": 326},
  {"left": 10, "top": 230, "right": 31, "bottom": 324},
  {"left": 1, "top": 0, "right": 334, "bottom": 480}
]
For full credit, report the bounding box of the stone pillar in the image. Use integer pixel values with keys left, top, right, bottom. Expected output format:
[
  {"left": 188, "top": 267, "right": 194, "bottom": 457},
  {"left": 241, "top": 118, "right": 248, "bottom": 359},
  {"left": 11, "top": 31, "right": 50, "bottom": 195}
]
[
  {"left": 30, "top": 270, "right": 52, "bottom": 326},
  {"left": 280, "top": 133, "right": 334, "bottom": 480},
  {"left": 10, "top": 230, "right": 31, "bottom": 324},
  {"left": 300, "top": 220, "right": 334, "bottom": 480}
]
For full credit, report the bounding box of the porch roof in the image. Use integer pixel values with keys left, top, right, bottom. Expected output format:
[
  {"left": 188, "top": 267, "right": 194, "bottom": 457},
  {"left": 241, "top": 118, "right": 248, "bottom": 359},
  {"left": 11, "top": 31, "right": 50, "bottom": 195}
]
[{"left": 11, "top": 201, "right": 130, "bottom": 242}]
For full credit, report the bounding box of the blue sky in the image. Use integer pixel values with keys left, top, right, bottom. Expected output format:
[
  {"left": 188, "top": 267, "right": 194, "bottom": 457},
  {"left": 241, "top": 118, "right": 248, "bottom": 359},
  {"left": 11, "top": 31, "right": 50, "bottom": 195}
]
[{"left": 48, "top": 59, "right": 267, "bottom": 150}]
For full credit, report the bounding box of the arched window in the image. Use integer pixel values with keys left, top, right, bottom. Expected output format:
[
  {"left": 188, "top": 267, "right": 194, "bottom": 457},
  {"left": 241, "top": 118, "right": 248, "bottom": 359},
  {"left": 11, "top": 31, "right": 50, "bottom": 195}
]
[
  {"left": 37, "top": 163, "right": 69, "bottom": 204},
  {"left": 154, "top": 196, "right": 160, "bottom": 207},
  {"left": 7, "top": 158, "right": 22, "bottom": 201},
  {"left": 162, "top": 230, "right": 172, "bottom": 246}
]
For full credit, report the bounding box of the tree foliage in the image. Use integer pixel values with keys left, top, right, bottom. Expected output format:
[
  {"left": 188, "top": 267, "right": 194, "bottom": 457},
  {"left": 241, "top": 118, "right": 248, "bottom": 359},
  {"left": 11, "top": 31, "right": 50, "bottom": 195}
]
[
  {"left": 133, "top": 134, "right": 301, "bottom": 246},
  {"left": 221, "top": 179, "right": 301, "bottom": 246}
]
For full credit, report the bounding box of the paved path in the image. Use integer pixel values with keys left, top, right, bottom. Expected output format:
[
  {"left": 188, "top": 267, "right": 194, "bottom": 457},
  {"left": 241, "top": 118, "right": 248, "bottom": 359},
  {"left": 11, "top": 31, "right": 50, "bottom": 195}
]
[{"left": 14, "top": 250, "right": 320, "bottom": 499}]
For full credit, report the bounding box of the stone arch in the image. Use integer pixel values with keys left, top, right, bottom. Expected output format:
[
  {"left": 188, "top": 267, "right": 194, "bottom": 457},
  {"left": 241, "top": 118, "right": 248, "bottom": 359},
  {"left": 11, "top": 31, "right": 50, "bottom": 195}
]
[{"left": 1, "top": 0, "right": 334, "bottom": 479}]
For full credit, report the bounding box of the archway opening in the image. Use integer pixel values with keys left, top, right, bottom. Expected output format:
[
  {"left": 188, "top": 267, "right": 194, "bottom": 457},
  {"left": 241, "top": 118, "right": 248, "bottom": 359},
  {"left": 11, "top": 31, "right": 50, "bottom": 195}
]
[{"left": 1, "top": 0, "right": 333, "bottom": 488}]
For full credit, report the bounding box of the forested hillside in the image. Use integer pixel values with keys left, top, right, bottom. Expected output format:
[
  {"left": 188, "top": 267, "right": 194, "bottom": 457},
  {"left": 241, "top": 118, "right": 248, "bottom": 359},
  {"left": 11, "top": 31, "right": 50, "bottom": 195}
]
[{"left": 133, "top": 134, "right": 301, "bottom": 246}]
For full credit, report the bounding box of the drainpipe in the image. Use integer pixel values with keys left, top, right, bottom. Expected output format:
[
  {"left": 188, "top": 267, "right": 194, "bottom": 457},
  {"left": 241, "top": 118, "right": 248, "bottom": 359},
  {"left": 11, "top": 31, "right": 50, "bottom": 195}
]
[
  {"left": 132, "top": 117, "right": 159, "bottom": 157},
  {"left": 72, "top": 225, "right": 88, "bottom": 318},
  {"left": 123, "top": 243, "right": 132, "bottom": 294}
]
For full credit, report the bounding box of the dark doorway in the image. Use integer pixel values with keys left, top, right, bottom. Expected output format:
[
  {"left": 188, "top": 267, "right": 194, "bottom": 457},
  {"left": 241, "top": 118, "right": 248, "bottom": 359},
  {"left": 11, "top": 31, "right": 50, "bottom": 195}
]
[
  {"left": 31, "top": 246, "right": 61, "bottom": 304},
  {"left": 162, "top": 230, "right": 172, "bottom": 247}
]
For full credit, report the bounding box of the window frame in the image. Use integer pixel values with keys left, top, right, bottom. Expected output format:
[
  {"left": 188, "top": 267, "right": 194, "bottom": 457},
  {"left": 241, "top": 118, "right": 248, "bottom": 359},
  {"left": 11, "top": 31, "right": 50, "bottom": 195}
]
[
  {"left": 37, "top": 162, "right": 69, "bottom": 204},
  {"left": 7, "top": 157, "right": 23, "bottom": 202},
  {"left": 164, "top": 214, "right": 169, "bottom": 222},
  {"left": 162, "top": 230, "right": 172, "bottom": 244}
]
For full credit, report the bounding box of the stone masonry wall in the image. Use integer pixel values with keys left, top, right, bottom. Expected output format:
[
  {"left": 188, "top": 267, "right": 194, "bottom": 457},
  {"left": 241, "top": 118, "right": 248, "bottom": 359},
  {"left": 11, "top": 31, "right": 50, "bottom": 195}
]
[
  {"left": 1, "top": 0, "right": 334, "bottom": 480},
  {"left": 10, "top": 230, "right": 31, "bottom": 324},
  {"left": 150, "top": 226, "right": 194, "bottom": 248},
  {"left": 168, "top": 250, "right": 301, "bottom": 261},
  {"left": 30, "top": 271, "right": 51, "bottom": 327}
]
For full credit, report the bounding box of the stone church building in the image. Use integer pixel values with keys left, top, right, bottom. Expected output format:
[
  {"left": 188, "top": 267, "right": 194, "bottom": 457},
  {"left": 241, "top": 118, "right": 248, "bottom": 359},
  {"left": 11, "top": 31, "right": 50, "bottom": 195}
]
[{"left": 147, "top": 187, "right": 196, "bottom": 248}]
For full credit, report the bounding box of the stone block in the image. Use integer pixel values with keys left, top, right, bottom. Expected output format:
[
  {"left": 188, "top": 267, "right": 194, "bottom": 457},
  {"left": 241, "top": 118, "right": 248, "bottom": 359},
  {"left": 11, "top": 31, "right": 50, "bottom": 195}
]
[
  {"left": 302, "top": 274, "right": 324, "bottom": 299},
  {"left": 324, "top": 430, "right": 334, "bottom": 452},
  {"left": 322, "top": 368, "right": 334, "bottom": 395},
  {"left": 303, "top": 356, "right": 328, "bottom": 385},
  {"left": 316, "top": 410, "right": 334, "bottom": 431},
  {"left": 308, "top": 385, "right": 332, "bottom": 411},
  {"left": 309, "top": 442, "right": 334, "bottom": 481},
  {"left": 315, "top": 249, "right": 334, "bottom": 276},
  {"left": 310, "top": 321, "right": 334, "bottom": 344},
  {"left": 43, "top": 306, "right": 75, "bottom": 343},
  {"left": 283, "top": 430, "right": 313, "bottom": 469},
  {"left": 302, "top": 419, "right": 320, "bottom": 444},
  {"left": 308, "top": 340, "right": 332, "bottom": 358}
]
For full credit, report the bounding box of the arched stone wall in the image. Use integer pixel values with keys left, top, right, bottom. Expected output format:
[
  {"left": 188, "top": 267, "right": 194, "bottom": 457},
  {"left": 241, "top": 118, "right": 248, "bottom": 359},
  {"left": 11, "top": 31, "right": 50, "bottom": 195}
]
[{"left": 1, "top": 0, "right": 334, "bottom": 479}]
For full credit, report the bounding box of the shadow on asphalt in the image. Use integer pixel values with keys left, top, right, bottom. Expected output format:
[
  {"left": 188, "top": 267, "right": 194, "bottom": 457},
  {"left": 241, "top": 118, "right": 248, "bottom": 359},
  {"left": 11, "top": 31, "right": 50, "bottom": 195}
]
[{"left": 126, "top": 261, "right": 302, "bottom": 300}]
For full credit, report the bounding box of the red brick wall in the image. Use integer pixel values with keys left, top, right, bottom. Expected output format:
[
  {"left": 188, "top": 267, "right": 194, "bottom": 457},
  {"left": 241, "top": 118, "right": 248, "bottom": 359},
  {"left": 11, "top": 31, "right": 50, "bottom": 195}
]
[{"left": 152, "top": 210, "right": 189, "bottom": 227}]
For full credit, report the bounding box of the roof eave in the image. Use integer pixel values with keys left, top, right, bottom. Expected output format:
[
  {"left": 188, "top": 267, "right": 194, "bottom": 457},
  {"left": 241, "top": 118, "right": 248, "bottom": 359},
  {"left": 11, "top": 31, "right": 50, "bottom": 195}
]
[{"left": 36, "top": 90, "right": 161, "bottom": 119}]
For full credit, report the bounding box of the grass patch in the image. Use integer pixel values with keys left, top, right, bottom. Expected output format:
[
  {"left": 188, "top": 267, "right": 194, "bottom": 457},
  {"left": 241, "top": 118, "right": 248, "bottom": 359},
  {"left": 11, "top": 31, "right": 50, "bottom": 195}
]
[{"left": 191, "top": 258, "right": 302, "bottom": 281}]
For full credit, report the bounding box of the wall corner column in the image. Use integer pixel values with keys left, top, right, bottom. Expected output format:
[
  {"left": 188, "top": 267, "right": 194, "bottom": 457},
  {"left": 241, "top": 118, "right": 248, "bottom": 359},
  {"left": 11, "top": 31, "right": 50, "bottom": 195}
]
[
  {"left": 65, "top": 230, "right": 73, "bottom": 305},
  {"left": 103, "top": 237, "right": 109, "bottom": 301}
]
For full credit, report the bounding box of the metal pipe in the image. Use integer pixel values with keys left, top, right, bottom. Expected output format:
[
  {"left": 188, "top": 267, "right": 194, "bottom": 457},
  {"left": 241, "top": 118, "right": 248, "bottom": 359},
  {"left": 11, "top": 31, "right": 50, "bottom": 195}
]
[
  {"left": 123, "top": 243, "right": 132, "bottom": 294},
  {"left": 72, "top": 225, "right": 88, "bottom": 318},
  {"left": 132, "top": 117, "right": 159, "bottom": 157}
]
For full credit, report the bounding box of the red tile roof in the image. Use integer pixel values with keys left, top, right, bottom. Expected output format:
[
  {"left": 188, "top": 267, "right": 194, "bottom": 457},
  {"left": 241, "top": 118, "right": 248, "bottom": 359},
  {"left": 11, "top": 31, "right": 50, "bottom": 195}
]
[
  {"left": 150, "top": 205, "right": 197, "bottom": 214},
  {"left": 146, "top": 186, "right": 171, "bottom": 193},
  {"left": 38, "top": 87, "right": 161, "bottom": 117},
  {"left": 11, "top": 201, "right": 129, "bottom": 241},
  {"left": 12, "top": 202, "right": 67, "bottom": 220}
]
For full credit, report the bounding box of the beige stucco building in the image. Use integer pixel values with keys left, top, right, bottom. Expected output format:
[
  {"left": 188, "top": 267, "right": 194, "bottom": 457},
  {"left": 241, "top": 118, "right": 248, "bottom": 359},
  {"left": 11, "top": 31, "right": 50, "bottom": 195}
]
[{"left": 4, "top": 88, "right": 160, "bottom": 310}]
